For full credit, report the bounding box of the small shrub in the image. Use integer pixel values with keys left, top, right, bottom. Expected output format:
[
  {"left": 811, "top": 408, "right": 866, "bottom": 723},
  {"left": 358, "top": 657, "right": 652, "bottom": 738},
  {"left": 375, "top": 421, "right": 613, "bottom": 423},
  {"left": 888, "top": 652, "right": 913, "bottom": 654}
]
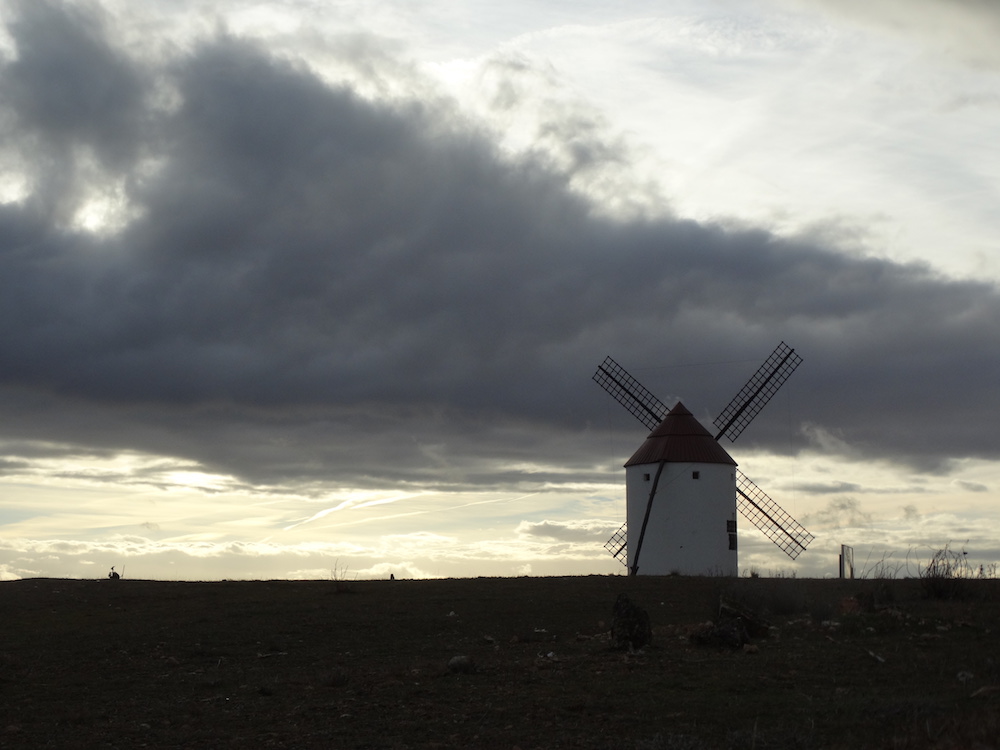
[
  {"left": 918, "top": 543, "right": 995, "bottom": 600},
  {"left": 330, "top": 560, "right": 357, "bottom": 594},
  {"left": 859, "top": 551, "right": 905, "bottom": 580}
]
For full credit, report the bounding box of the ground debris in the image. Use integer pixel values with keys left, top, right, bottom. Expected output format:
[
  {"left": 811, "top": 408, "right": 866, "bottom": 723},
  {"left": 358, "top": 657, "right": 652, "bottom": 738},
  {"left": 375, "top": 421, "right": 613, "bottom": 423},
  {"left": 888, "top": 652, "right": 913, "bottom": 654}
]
[
  {"left": 689, "top": 618, "right": 750, "bottom": 649},
  {"left": 689, "top": 597, "right": 771, "bottom": 649},
  {"left": 718, "top": 597, "right": 771, "bottom": 638}
]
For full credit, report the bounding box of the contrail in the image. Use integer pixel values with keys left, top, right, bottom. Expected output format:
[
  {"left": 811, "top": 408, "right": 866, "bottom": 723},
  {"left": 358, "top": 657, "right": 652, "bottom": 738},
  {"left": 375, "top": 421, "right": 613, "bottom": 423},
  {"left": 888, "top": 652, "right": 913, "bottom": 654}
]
[
  {"left": 283, "top": 493, "right": 422, "bottom": 530},
  {"left": 293, "top": 492, "right": 541, "bottom": 531}
]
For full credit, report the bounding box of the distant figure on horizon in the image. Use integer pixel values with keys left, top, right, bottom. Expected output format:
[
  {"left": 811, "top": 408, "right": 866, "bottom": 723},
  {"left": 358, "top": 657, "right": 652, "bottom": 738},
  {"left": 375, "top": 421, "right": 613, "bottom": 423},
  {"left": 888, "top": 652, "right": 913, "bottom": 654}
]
[{"left": 108, "top": 566, "right": 120, "bottom": 580}]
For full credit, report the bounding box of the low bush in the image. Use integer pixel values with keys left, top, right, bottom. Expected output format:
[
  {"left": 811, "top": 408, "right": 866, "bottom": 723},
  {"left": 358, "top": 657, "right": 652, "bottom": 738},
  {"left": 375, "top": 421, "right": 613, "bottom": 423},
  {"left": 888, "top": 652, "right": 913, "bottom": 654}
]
[{"left": 919, "top": 543, "right": 996, "bottom": 600}]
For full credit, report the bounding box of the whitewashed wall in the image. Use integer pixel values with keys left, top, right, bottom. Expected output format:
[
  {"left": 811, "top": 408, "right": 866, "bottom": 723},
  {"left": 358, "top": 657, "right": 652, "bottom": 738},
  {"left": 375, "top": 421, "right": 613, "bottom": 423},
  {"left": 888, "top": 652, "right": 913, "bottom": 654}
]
[{"left": 625, "top": 461, "right": 737, "bottom": 576}]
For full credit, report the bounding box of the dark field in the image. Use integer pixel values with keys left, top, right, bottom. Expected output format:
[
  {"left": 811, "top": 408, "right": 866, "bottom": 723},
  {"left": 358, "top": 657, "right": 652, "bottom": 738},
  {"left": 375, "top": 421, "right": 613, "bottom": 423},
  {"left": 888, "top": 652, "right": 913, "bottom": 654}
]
[{"left": 2, "top": 575, "right": 999, "bottom": 749}]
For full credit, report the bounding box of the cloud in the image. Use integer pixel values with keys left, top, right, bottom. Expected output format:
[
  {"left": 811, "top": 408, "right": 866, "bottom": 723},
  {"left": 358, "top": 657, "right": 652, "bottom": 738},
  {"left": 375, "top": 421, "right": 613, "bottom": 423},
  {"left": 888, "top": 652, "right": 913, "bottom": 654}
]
[
  {"left": 0, "top": 0, "right": 150, "bottom": 228},
  {"left": 795, "top": 481, "right": 928, "bottom": 496},
  {"left": 807, "top": 497, "right": 873, "bottom": 530},
  {"left": 516, "top": 519, "right": 619, "bottom": 543},
  {"left": 774, "top": 0, "right": 1000, "bottom": 68},
  {"left": 352, "top": 560, "right": 438, "bottom": 580},
  {"left": 2, "top": 0, "right": 1000, "bottom": 510},
  {"left": 795, "top": 481, "right": 864, "bottom": 495},
  {"left": 954, "top": 480, "right": 989, "bottom": 493}
]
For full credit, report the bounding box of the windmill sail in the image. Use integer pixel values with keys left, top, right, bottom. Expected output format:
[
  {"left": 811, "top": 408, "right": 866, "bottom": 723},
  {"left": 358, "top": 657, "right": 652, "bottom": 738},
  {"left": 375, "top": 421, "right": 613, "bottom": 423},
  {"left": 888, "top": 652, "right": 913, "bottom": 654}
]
[
  {"left": 604, "top": 523, "right": 628, "bottom": 565},
  {"left": 594, "top": 345, "right": 814, "bottom": 563},
  {"left": 593, "top": 356, "right": 667, "bottom": 431},
  {"left": 736, "top": 471, "right": 814, "bottom": 559},
  {"left": 713, "top": 341, "right": 802, "bottom": 443}
]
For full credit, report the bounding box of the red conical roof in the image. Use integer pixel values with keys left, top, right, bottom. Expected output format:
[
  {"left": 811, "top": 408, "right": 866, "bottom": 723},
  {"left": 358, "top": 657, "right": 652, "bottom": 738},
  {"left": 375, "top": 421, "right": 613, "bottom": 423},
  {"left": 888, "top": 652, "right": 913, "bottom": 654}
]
[{"left": 624, "top": 402, "right": 737, "bottom": 467}]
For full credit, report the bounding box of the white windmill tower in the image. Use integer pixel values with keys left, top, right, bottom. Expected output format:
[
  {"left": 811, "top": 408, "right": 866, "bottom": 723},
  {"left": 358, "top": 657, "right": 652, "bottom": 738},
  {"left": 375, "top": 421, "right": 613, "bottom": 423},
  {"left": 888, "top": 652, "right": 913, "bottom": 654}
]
[{"left": 595, "top": 342, "right": 814, "bottom": 576}]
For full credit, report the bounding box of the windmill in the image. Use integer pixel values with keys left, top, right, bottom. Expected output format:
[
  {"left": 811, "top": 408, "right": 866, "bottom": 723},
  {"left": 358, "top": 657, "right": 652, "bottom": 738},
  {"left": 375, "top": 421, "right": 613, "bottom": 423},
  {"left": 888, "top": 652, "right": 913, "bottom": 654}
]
[{"left": 594, "top": 341, "right": 813, "bottom": 576}]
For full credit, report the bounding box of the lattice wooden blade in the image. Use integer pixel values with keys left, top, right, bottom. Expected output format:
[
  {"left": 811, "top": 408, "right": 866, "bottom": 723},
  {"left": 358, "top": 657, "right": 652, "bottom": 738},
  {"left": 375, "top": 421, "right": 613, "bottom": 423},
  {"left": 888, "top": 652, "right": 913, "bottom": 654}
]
[
  {"left": 593, "top": 356, "right": 667, "bottom": 432},
  {"left": 604, "top": 523, "right": 628, "bottom": 566},
  {"left": 714, "top": 342, "right": 802, "bottom": 442},
  {"left": 736, "top": 471, "right": 814, "bottom": 559}
]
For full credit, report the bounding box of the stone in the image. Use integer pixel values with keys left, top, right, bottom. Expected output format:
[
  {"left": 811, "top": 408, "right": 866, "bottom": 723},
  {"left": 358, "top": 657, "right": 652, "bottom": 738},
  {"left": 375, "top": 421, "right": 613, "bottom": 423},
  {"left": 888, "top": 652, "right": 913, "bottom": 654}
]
[
  {"left": 447, "top": 655, "right": 475, "bottom": 674},
  {"left": 611, "top": 594, "right": 652, "bottom": 651}
]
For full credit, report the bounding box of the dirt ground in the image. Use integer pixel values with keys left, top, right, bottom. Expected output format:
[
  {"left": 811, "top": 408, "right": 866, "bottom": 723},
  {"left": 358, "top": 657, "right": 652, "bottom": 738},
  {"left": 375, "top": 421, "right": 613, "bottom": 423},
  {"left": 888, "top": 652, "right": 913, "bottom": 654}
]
[{"left": 2, "top": 575, "right": 998, "bottom": 749}]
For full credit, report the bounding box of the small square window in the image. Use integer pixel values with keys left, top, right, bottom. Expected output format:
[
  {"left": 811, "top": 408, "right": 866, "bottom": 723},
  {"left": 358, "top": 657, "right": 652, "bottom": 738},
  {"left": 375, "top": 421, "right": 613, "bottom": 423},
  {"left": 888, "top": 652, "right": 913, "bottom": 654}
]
[
  {"left": 643, "top": 473, "right": 650, "bottom": 481},
  {"left": 692, "top": 471, "right": 700, "bottom": 480}
]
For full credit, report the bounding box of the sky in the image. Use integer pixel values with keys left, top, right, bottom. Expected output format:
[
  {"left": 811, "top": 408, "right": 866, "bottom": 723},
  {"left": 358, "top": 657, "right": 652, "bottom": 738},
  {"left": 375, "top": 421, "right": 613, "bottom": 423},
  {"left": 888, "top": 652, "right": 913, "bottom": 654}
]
[{"left": 1, "top": 0, "right": 999, "bottom": 581}]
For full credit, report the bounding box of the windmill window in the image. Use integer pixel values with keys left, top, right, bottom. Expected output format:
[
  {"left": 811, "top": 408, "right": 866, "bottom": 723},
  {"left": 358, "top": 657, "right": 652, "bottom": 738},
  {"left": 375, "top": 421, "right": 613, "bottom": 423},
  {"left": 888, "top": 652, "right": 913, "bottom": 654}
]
[
  {"left": 692, "top": 471, "right": 700, "bottom": 480},
  {"left": 643, "top": 473, "right": 650, "bottom": 481},
  {"left": 729, "top": 533, "right": 738, "bottom": 551}
]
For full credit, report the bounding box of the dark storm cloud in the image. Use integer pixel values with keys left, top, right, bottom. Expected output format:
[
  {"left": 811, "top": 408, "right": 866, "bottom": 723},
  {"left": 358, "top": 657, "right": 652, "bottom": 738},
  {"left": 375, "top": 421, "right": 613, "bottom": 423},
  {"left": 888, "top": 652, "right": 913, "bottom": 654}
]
[
  {"left": 2, "top": 2, "right": 1000, "bottom": 493},
  {"left": 0, "top": 1, "right": 144, "bottom": 157},
  {"left": 0, "top": 0, "right": 148, "bottom": 226}
]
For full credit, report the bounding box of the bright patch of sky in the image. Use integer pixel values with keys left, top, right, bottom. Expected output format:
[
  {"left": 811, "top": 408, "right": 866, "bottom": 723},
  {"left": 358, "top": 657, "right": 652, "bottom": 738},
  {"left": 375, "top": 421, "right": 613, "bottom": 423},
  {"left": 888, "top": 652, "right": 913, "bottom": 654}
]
[{"left": 418, "top": 4, "right": 999, "bottom": 279}]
